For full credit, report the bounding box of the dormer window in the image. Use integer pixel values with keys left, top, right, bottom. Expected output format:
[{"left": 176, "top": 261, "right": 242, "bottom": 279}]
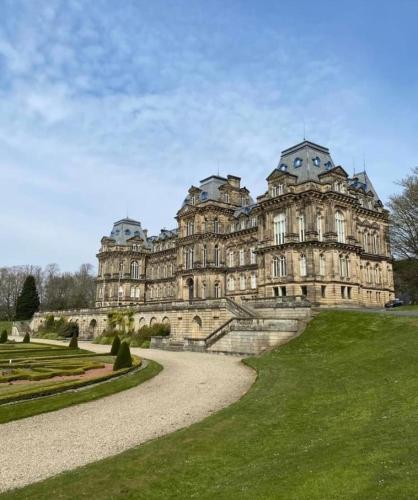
[
  {"left": 294, "top": 157, "right": 303, "bottom": 168},
  {"left": 224, "top": 193, "right": 230, "bottom": 203},
  {"left": 279, "top": 163, "right": 288, "bottom": 171},
  {"left": 190, "top": 195, "right": 196, "bottom": 206},
  {"left": 324, "top": 161, "right": 332, "bottom": 170},
  {"left": 271, "top": 184, "right": 284, "bottom": 197},
  {"left": 312, "top": 157, "right": 321, "bottom": 167}
]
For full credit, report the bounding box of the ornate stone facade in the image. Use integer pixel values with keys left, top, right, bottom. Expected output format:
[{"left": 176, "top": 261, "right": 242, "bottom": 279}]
[{"left": 95, "top": 140, "right": 394, "bottom": 309}]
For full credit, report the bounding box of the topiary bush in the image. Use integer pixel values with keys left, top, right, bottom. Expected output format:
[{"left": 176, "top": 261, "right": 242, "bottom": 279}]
[
  {"left": 113, "top": 341, "right": 132, "bottom": 371},
  {"left": 110, "top": 334, "right": 121, "bottom": 355},
  {"left": 60, "top": 321, "right": 79, "bottom": 338},
  {"left": 0, "top": 329, "right": 7, "bottom": 343},
  {"left": 22, "top": 332, "right": 30, "bottom": 343},
  {"left": 69, "top": 335, "right": 78, "bottom": 349}
]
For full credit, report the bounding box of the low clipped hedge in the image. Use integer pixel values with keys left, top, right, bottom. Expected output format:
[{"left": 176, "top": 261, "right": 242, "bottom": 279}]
[{"left": 0, "top": 355, "right": 142, "bottom": 405}]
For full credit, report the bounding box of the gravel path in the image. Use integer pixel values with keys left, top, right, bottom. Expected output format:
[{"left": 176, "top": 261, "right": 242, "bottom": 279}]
[{"left": 0, "top": 341, "right": 255, "bottom": 493}]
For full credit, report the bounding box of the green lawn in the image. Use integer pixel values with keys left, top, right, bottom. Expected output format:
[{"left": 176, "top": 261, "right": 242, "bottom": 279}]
[
  {"left": 3, "top": 311, "right": 418, "bottom": 500},
  {"left": 395, "top": 304, "right": 418, "bottom": 311}
]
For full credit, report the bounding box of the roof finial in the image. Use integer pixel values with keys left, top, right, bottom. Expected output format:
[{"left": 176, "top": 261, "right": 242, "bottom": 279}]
[
  {"left": 363, "top": 152, "right": 366, "bottom": 173},
  {"left": 303, "top": 119, "right": 306, "bottom": 141}
]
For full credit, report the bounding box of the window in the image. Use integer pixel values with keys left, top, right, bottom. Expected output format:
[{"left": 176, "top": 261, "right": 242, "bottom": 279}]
[
  {"left": 213, "top": 218, "right": 219, "bottom": 233},
  {"left": 190, "top": 195, "right": 196, "bottom": 206},
  {"left": 184, "top": 247, "right": 194, "bottom": 270},
  {"left": 274, "top": 213, "right": 286, "bottom": 245},
  {"left": 228, "top": 250, "right": 235, "bottom": 267},
  {"left": 214, "top": 283, "right": 220, "bottom": 298},
  {"left": 186, "top": 220, "right": 194, "bottom": 236},
  {"left": 319, "top": 254, "right": 325, "bottom": 276},
  {"left": 321, "top": 285, "right": 326, "bottom": 298},
  {"left": 201, "top": 283, "right": 206, "bottom": 299},
  {"left": 335, "top": 211, "right": 345, "bottom": 243},
  {"left": 131, "top": 261, "right": 139, "bottom": 279},
  {"left": 202, "top": 245, "right": 207, "bottom": 267},
  {"left": 273, "top": 286, "right": 286, "bottom": 297},
  {"left": 300, "top": 254, "right": 307, "bottom": 277},
  {"left": 239, "top": 249, "right": 245, "bottom": 266},
  {"left": 301, "top": 285, "right": 308, "bottom": 296},
  {"left": 375, "top": 266, "right": 381, "bottom": 284},
  {"left": 298, "top": 214, "right": 305, "bottom": 242},
  {"left": 214, "top": 245, "right": 220, "bottom": 267},
  {"left": 251, "top": 273, "right": 257, "bottom": 289},
  {"left": 118, "top": 286, "right": 124, "bottom": 299},
  {"left": 119, "top": 261, "right": 124, "bottom": 278},
  {"left": 317, "top": 214, "right": 323, "bottom": 241},
  {"left": 224, "top": 193, "right": 230, "bottom": 203},
  {"left": 250, "top": 216, "right": 257, "bottom": 227},
  {"left": 240, "top": 218, "right": 246, "bottom": 230},
  {"left": 339, "top": 255, "right": 350, "bottom": 278},
  {"left": 250, "top": 247, "right": 256, "bottom": 264},
  {"left": 363, "top": 232, "right": 369, "bottom": 252},
  {"left": 272, "top": 255, "right": 286, "bottom": 278},
  {"left": 271, "top": 184, "right": 284, "bottom": 197},
  {"left": 227, "top": 276, "right": 235, "bottom": 291},
  {"left": 240, "top": 274, "right": 246, "bottom": 290}
]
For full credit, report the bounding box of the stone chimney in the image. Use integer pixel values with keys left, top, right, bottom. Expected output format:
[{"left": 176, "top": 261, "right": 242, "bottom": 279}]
[{"left": 227, "top": 175, "right": 241, "bottom": 188}]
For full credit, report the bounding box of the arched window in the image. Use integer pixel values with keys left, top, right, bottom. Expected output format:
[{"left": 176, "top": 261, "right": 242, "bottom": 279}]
[
  {"left": 227, "top": 276, "right": 235, "bottom": 291},
  {"left": 214, "top": 244, "right": 220, "bottom": 267},
  {"left": 135, "top": 286, "right": 140, "bottom": 298},
  {"left": 214, "top": 283, "right": 220, "bottom": 298},
  {"left": 202, "top": 245, "right": 207, "bottom": 267},
  {"left": 363, "top": 232, "right": 369, "bottom": 252},
  {"left": 131, "top": 261, "right": 139, "bottom": 279},
  {"left": 239, "top": 248, "right": 245, "bottom": 266},
  {"left": 274, "top": 213, "right": 286, "bottom": 245},
  {"left": 240, "top": 274, "right": 246, "bottom": 290},
  {"left": 335, "top": 211, "right": 345, "bottom": 243},
  {"left": 319, "top": 254, "right": 325, "bottom": 276},
  {"left": 298, "top": 214, "right": 305, "bottom": 242},
  {"left": 201, "top": 282, "right": 207, "bottom": 299},
  {"left": 250, "top": 247, "right": 256, "bottom": 264},
  {"left": 300, "top": 254, "right": 307, "bottom": 277},
  {"left": 339, "top": 254, "right": 349, "bottom": 277},
  {"left": 375, "top": 265, "right": 381, "bottom": 284},
  {"left": 317, "top": 214, "right": 323, "bottom": 241}
]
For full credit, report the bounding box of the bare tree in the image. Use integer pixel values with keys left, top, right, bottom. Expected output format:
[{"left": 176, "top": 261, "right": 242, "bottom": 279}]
[{"left": 389, "top": 167, "right": 418, "bottom": 259}]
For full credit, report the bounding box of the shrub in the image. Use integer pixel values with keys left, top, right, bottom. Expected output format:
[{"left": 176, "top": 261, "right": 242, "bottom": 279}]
[
  {"left": 110, "top": 335, "right": 121, "bottom": 355},
  {"left": 59, "top": 321, "right": 79, "bottom": 338},
  {"left": 69, "top": 335, "right": 78, "bottom": 349},
  {"left": 22, "top": 332, "right": 30, "bottom": 343},
  {"left": 113, "top": 342, "right": 132, "bottom": 371},
  {"left": 0, "top": 329, "right": 7, "bottom": 343}
]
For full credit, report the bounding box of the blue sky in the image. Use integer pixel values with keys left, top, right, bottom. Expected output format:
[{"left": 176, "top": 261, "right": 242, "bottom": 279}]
[{"left": 0, "top": 0, "right": 417, "bottom": 270}]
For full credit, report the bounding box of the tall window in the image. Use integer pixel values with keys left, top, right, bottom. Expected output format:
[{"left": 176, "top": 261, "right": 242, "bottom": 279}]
[
  {"left": 317, "top": 214, "right": 323, "bottom": 241},
  {"left": 250, "top": 247, "right": 256, "bottom": 264},
  {"left": 227, "top": 276, "right": 235, "bottom": 291},
  {"left": 375, "top": 265, "right": 381, "bottom": 284},
  {"left": 224, "top": 193, "right": 230, "bottom": 203},
  {"left": 228, "top": 250, "right": 234, "bottom": 267},
  {"left": 239, "top": 248, "right": 245, "bottom": 266},
  {"left": 186, "top": 220, "right": 194, "bottom": 236},
  {"left": 335, "top": 211, "right": 345, "bottom": 243},
  {"left": 202, "top": 245, "right": 207, "bottom": 267},
  {"left": 119, "top": 261, "right": 124, "bottom": 278},
  {"left": 240, "top": 218, "right": 246, "bottom": 230},
  {"left": 214, "top": 245, "right": 220, "bottom": 267},
  {"left": 298, "top": 214, "right": 305, "bottom": 242},
  {"left": 272, "top": 255, "right": 286, "bottom": 277},
  {"left": 185, "top": 247, "right": 194, "bottom": 270},
  {"left": 300, "top": 254, "right": 307, "bottom": 277},
  {"left": 319, "top": 254, "right": 325, "bottom": 276},
  {"left": 339, "top": 255, "right": 350, "bottom": 278},
  {"left": 251, "top": 273, "right": 257, "bottom": 289},
  {"left": 274, "top": 213, "right": 286, "bottom": 245},
  {"left": 201, "top": 283, "right": 206, "bottom": 299},
  {"left": 131, "top": 261, "right": 139, "bottom": 279},
  {"left": 214, "top": 283, "right": 220, "bottom": 298},
  {"left": 363, "top": 232, "right": 369, "bottom": 252},
  {"left": 213, "top": 218, "right": 219, "bottom": 233},
  {"left": 240, "top": 274, "right": 246, "bottom": 290},
  {"left": 271, "top": 184, "right": 284, "bottom": 197}
]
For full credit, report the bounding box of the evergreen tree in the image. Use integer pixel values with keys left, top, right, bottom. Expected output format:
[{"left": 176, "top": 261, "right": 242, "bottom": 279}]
[
  {"left": 22, "top": 332, "right": 30, "bottom": 343},
  {"left": 113, "top": 342, "right": 132, "bottom": 371},
  {"left": 110, "top": 335, "right": 121, "bottom": 355},
  {"left": 0, "top": 329, "right": 7, "bottom": 343},
  {"left": 69, "top": 335, "right": 78, "bottom": 349},
  {"left": 15, "top": 276, "right": 40, "bottom": 320}
]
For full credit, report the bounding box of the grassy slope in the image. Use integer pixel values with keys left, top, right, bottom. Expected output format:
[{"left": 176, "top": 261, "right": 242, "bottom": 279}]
[{"left": 4, "top": 311, "right": 418, "bottom": 500}]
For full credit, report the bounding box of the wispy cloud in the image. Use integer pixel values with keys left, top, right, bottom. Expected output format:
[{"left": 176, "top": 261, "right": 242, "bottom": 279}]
[{"left": 0, "top": 0, "right": 416, "bottom": 269}]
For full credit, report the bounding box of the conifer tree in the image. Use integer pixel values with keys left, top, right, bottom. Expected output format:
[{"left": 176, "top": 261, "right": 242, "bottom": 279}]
[
  {"left": 15, "top": 276, "right": 40, "bottom": 320},
  {"left": 69, "top": 334, "right": 78, "bottom": 349},
  {"left": 22, "top": 332, "right": 30, "bottom": 343},
  {"left": 0, "top": 329, "right": 7, "bottom": 343},
  {"left": 110, "top": 334, "right": 121, "bottom": 355},
  {"left": 113, "top": 341, "right": 132, "bottom": 371}
]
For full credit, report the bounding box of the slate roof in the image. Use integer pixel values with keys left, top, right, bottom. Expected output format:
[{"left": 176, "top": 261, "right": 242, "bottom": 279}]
[
  {"left": 350, "top": 171, "right": 380, "bottom": 201},
  {"left": 274, "top": 140, "right": 336, "bottom": 183},
  {"left": 109, "top": 218, "right": 148, "bottom": 245}
]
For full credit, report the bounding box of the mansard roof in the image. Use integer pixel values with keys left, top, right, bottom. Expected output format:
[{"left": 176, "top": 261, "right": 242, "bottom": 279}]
[
  {"left": 273, "top": 140, "right": 336, "bottom": 184},
  {"left": 350, "top": 171, "right": 381, "bottom": 201},
  {"left": 109, "top": 217, "right": 148, "bottom": 245}
]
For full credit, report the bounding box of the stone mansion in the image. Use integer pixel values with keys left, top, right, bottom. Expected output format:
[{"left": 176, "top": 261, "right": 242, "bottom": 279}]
[{"left": 95, "top": 140, "right": 394, "bottom": 309}]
